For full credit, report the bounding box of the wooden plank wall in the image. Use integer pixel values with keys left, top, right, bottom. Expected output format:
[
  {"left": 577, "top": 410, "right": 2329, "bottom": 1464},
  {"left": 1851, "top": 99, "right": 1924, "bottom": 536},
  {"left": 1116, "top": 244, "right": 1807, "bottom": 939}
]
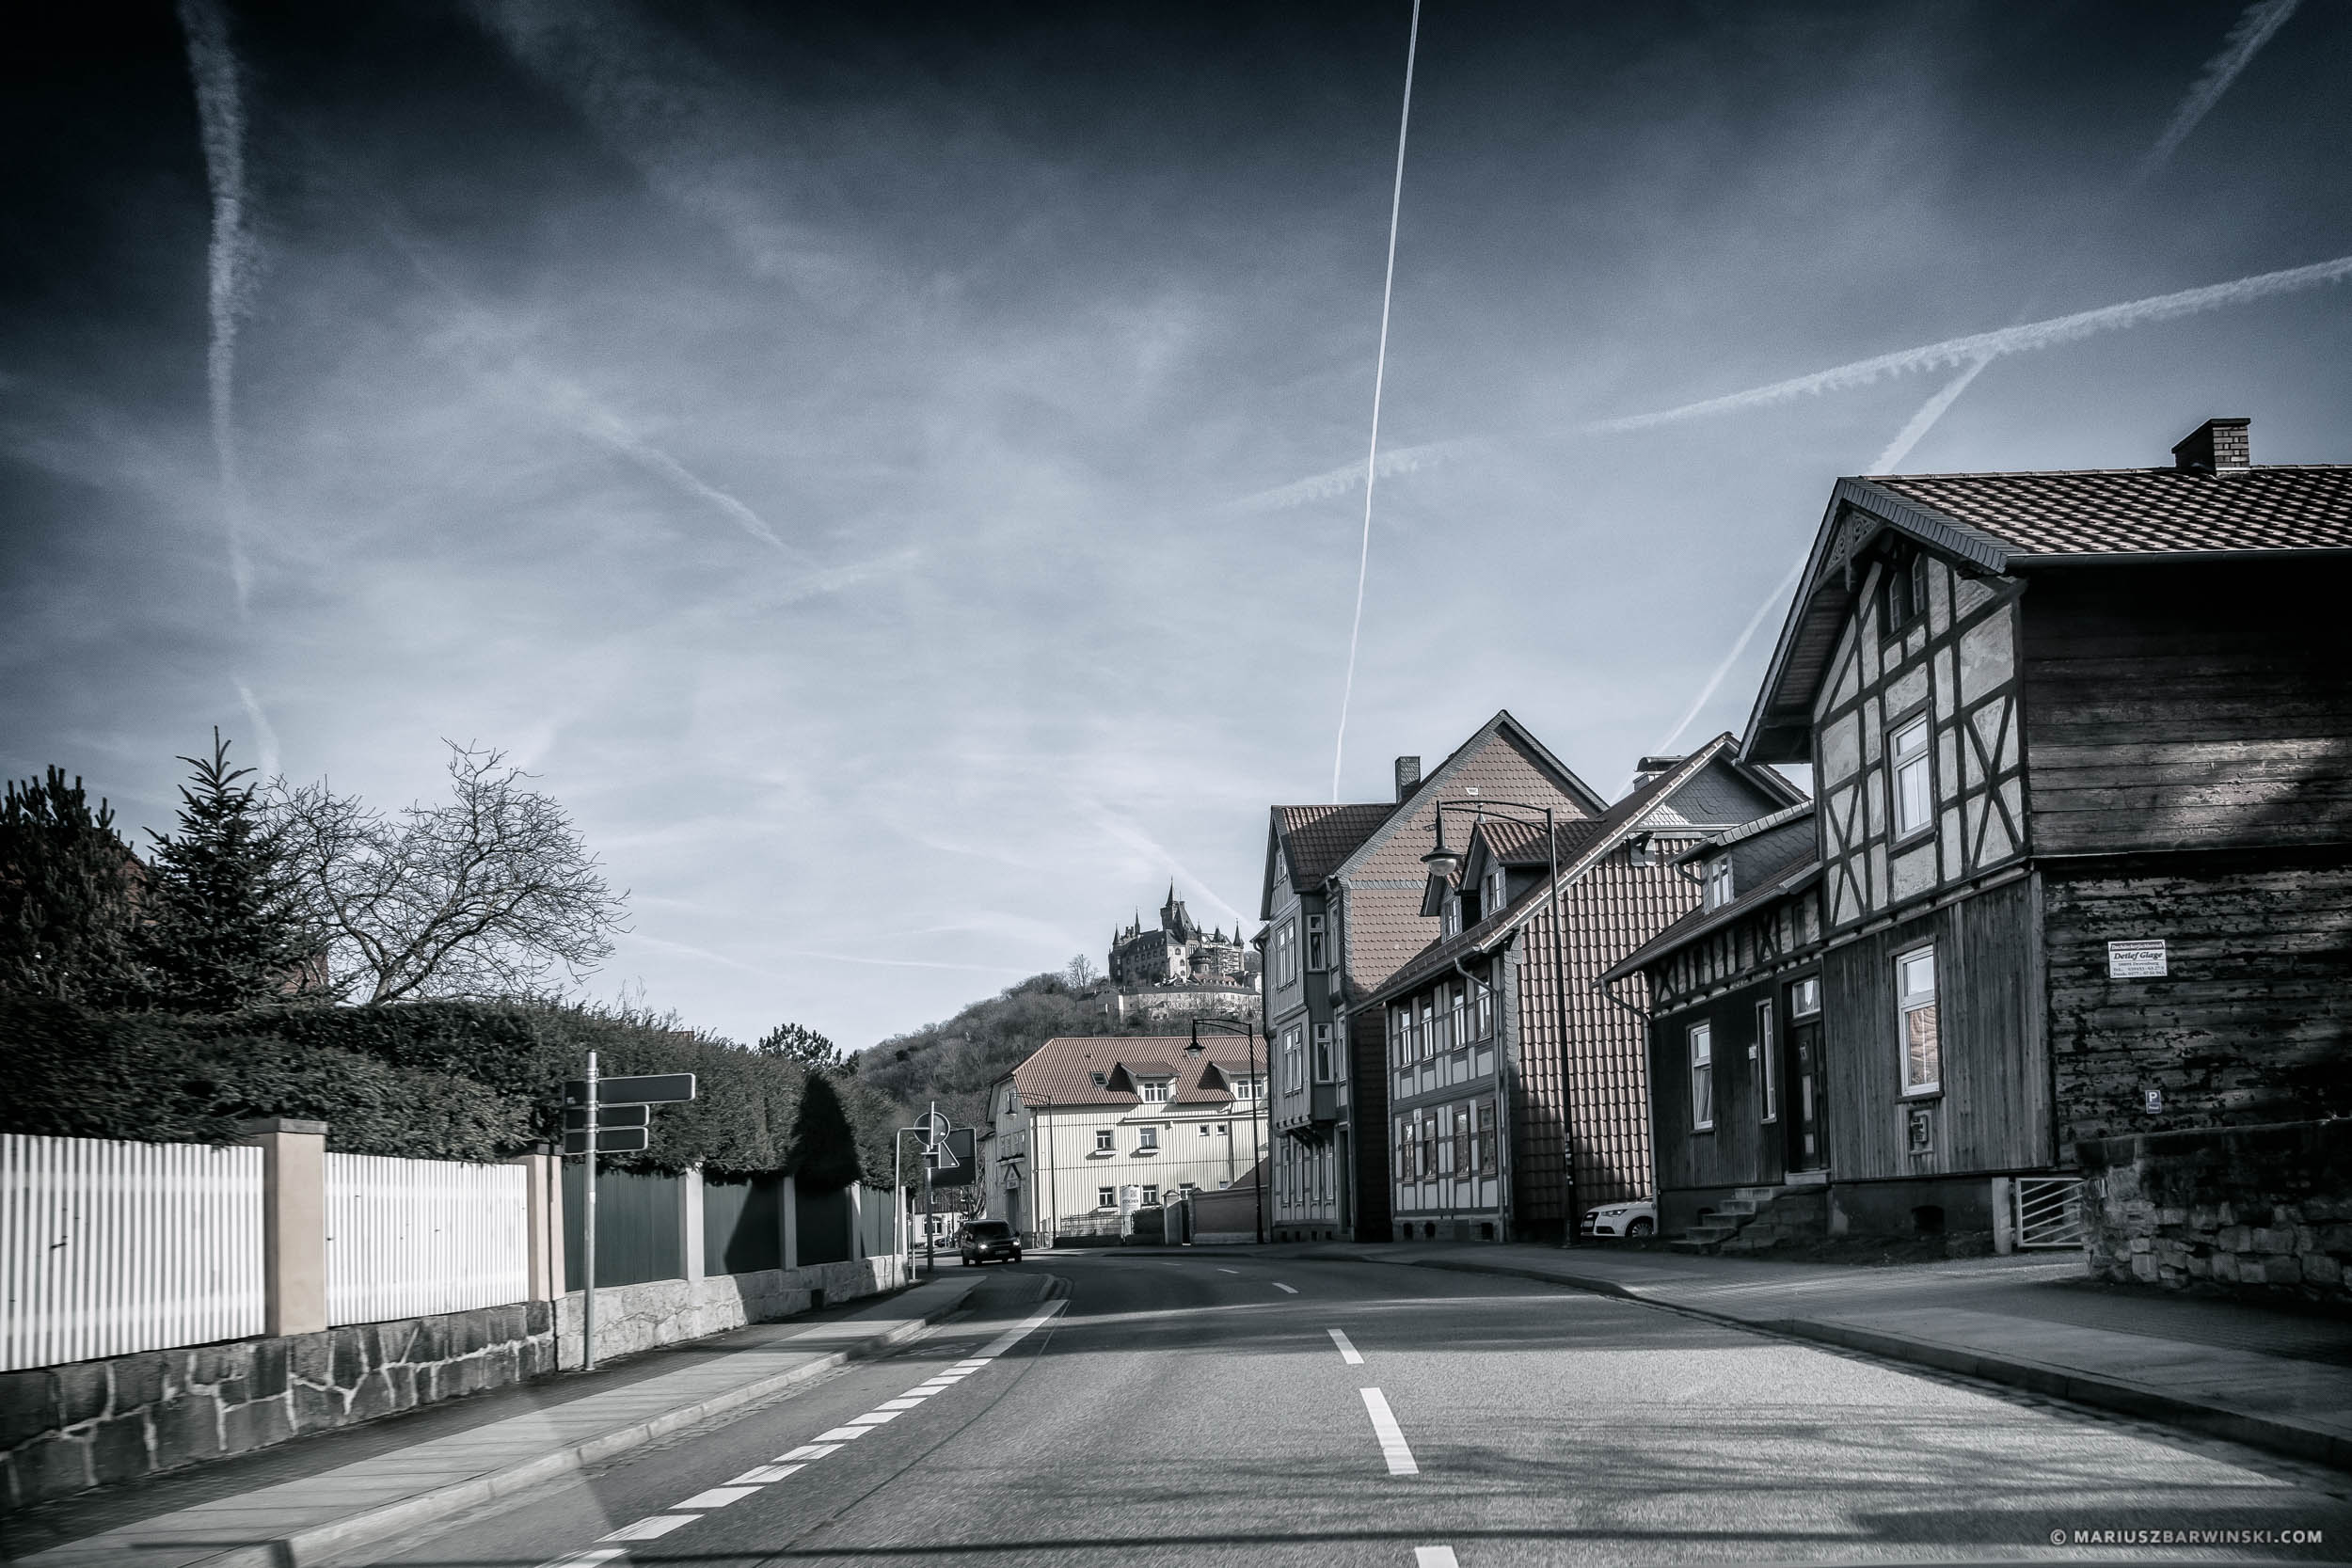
[
  {"left": 1346, "top": 1006, "right": 1393, "bottom": 1235},
  {"left": 2020, "top": 560, "right": 2352, "bottom": 855},
  {"left": 2044, "top": 849, "right": 2352, "bottom": 1148},
  {"left": 1820, "top": 877, "right": 2048, "bottom": 1180},
  {"left": 1649, "top": 982, "right": 1790, "bottom": 1194}
]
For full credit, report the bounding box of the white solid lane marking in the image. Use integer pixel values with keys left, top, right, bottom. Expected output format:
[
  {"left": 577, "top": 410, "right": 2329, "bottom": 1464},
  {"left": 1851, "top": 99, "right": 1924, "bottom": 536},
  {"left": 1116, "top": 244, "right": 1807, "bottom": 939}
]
[
  {"left": 974, "top": 1299, "right": 1068, "bottom": 1357},
  {"left": 1274, "top": 1282, "right": 1299, "bottom": 1294},
  {"left": 675, "top": 1486, "right": 758, "bottom": 1509},
  {"left": 726, "top": 1464, "right": 803, "bottom": 1484},
  {"left": 777, "top": 1443, "right": 841, "bottom": 1461},
  {"left": 813, "top": 1426, "right": 871, "bottom": 1441},
  {"left": 1328, "top": 1328, "right": 1364, "bottom": 1365},
  {"left": 1360, "top": 1387, "right": 1419, "bottom": 1476},
  {"left": 531, "top": 1550, "right": 627, "bottom": 1568},
  {"left": 601, "top": 1515, "right": 698, "bottom": 1541},
  {"left": 1415, "top": 1549, "right": 1460, "bottom": 1567}
]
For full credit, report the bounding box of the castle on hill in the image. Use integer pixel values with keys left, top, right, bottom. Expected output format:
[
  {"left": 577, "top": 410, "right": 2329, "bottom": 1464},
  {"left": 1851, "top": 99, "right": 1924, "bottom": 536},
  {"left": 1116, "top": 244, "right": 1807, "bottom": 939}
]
[{"left": 1108, "top": 884, "right": 1258, "bottom": 990}]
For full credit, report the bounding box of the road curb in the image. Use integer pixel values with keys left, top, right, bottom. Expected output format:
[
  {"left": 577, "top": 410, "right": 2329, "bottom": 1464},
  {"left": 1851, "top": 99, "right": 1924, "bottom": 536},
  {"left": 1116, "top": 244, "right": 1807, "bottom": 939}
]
[
  {"left": 1371, "top": 1253, "right": 2352, "bottom": 1475},
  {"left": 167, "top": 1277, "right": 983, "bottom": 1568}
]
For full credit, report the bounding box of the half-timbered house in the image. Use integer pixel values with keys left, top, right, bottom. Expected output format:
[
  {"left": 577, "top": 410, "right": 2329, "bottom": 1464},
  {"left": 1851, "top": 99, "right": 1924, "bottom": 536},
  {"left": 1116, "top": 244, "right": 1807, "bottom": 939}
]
[
  {"left": 1731, "top": 418, "right": 2352, "bottom": 1245},
  {"left": 1366, "top": 734, "right": 1804, "bottom": 1242}
]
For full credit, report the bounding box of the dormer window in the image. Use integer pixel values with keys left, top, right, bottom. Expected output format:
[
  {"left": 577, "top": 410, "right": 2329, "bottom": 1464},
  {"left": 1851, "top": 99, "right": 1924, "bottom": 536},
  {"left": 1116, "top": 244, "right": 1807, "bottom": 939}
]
[
  {"left": 1704, "top": 857, "right": 1734, "bottom": 911},
  {"left": 1486, "top": 866, "right": 1506, "bottom": 916},
  {"left": 1089, "top": 1071, "right": 1106, "bottom": 1087},
  {"left": 1138, "top": 1078, "right": 1171, "bottom": 1104}
]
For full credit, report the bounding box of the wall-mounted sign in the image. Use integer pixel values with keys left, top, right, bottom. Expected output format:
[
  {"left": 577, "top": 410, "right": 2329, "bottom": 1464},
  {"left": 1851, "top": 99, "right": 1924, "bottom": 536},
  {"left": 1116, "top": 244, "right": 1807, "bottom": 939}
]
[
  {"left": 2143, "top": 1087, "right": 2164, "bottom": 1114},
  {"left": 2107, "top": 940, "right": 2167, "bottom": 979}
]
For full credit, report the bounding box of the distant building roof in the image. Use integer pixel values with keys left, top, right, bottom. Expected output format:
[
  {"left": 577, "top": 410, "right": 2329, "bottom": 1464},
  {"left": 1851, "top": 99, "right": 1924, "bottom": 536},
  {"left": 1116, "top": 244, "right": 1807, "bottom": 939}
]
[{"left": 1006, "top": 1035, "right": 1261, "bottom": 1109}]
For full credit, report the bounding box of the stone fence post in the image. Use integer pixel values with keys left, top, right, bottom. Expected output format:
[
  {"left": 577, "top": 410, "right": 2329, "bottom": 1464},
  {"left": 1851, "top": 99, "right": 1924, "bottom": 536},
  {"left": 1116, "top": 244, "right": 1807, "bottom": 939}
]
[
  {"left": 680, "top": 1165, "right": 706, "bottom": 1282},
  {"left": 781, "top": 1175, "right": 800, "bottom": 1272},
  {"left": 239, "top": 1117, "right": 328, "bottom": 1337},
  {"left": 509, "top": 1147, "right": 563, "bottom": 1301}
]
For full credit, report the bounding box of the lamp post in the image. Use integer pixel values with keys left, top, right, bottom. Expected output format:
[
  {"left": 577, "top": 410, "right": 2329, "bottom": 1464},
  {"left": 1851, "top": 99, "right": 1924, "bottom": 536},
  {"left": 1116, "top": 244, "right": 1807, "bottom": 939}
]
[
  {"left": 1190, "top": 1017, "right": 1266, "bottom": 1244},
  {"left": 1420, "top": 798, "right": 1581, "bottom": 1246}
]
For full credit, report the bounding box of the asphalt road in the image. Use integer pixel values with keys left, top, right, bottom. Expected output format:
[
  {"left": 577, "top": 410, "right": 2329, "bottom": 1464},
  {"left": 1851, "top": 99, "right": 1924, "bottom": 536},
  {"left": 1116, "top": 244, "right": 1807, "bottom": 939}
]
[{"left": 358, "top": 1252, "right": 2352, "bottom": 1567}]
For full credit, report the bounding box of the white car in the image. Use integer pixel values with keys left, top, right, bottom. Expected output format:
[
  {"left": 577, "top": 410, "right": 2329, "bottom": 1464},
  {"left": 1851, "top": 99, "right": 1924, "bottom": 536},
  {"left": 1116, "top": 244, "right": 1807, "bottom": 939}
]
[{"left": 1580, "top": 1200, "right": 1657, "bottom": 1239}]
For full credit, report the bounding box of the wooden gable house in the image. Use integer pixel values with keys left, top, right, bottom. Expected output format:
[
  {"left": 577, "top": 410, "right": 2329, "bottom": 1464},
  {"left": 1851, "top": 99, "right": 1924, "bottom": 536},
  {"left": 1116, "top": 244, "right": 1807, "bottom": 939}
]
[{"left": 1733, "top": 418, "right": 2352, "bottom": 1242}]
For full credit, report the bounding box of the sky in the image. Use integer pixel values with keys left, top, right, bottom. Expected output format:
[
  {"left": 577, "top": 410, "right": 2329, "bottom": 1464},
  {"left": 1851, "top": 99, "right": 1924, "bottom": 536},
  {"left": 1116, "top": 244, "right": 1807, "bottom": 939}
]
[{"left": 4, "top": 1, "right": 2348, "bottom": 1053}]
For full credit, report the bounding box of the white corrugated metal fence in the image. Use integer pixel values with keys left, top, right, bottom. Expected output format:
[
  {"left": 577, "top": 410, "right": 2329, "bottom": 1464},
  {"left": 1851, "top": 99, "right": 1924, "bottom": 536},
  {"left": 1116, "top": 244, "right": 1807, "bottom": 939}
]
[
  {"left": 325, "top": 1153, "right": 529, "bottom": 1324},
  {"left": 1, "top": 1133, "right": 265, "bottom": 1372}
]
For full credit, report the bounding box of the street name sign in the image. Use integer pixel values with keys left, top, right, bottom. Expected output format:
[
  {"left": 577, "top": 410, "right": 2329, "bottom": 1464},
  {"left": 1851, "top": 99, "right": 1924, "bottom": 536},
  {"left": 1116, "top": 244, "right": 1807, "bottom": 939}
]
[
  {"left": 562, "top": 1073, "right": 697, "bottom": 1106},
  {"left": 562, "top": 1103, "right": 649, "bottom": 1132},
  {"left": 563, "top": 1127, "right": 650, "bottom": 1154}
]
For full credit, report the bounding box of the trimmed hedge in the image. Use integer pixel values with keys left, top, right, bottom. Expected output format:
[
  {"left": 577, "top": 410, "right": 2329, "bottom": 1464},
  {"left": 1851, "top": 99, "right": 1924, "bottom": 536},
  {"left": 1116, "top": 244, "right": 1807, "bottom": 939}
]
[{"left": 0, "top": 997, "right": 906, "bottom": 1184}]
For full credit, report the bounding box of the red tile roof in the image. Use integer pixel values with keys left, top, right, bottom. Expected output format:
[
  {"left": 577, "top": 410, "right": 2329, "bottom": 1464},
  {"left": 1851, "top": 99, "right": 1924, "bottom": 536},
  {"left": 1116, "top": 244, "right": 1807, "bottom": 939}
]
[
  {"left": 1863, "top": 466, "right": 2352, "bottom": 558},
  {"left": 1599, "top": 858, "right": 1823, "bottom": 985},
  {"left": 1006, "top": 1035, "right": 1263, "bottom": 1109}
]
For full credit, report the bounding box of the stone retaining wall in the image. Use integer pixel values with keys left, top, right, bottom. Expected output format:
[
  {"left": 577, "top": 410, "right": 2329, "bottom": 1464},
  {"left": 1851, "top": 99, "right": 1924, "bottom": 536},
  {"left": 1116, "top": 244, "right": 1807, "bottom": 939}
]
[
  {"left": 0, "top": 1301, "right": 554, "bottom": 1512},
  {"left": 1, "top": 1255, "right": 911, "bottom": 1512},
  {"left": 555, "top": 1256, "right": 904, "bottom": 1366},
  {"left": 2076, "top": 1117, "right": 2352, "bottom": 1305}
]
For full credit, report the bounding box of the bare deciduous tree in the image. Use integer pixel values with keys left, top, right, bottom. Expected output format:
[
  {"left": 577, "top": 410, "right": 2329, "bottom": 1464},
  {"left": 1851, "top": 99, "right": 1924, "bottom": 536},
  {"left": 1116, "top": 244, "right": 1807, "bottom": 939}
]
[{"left": 270, "top": 742, "right": 628, "bottom": 1004}]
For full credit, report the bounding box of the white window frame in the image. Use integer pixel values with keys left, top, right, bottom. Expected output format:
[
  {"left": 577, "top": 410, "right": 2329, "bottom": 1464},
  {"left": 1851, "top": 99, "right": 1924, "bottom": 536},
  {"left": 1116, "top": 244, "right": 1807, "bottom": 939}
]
[
  {"left": 1486, "top": 866, "right": 1506, "bottom": 917},
  {"left": 1892, "top": 717, "right": 1932, "bottom": 839},
  {"left": 1312, "top": 1022, "right": 1335, "bottom": 1082},
  {"left": 1198, "top": 1122, "right": 1211, "bottom": 1137},
  {"left": 1142, "top": 1184, "right": 1160, "bottom": 1206},
  {"left": 1791, "top": 975, "right": 1821, "bottom": 1018},
  {"left": 1096, "top": 1185, "right": 1116, "bottom": 1209},
  {"left": 1690, "top": 1022, "right": 1715, "bottom": 1132},
  {"left": 1898, "top": 944, "right": 1940, "bottom": 1096},
  {"left": 1275, "top": 919, "right": 1299, "bottom": 987},
  {"left": 1138, "top": 1077, "right": 1170, "bottom": 1105},
  {"left": 1754, "top": 1000, "right": 1777, "bottom": 1123},
  {"left": 1305, "top": 912, "right": 1327, "bottom": 973},
  {"left": 1136, "top": 1125, "right": 1159, "bottom": 1152},
  {"left": 1094, "top": 1128, "right": 1115, "bottom": 1152},
  {"left": 1282, "top": 1027, "right": 1304, "bottom": 1094},
  {"left": 1705, "top": 857, "right": 1734, "bottom": 911}
]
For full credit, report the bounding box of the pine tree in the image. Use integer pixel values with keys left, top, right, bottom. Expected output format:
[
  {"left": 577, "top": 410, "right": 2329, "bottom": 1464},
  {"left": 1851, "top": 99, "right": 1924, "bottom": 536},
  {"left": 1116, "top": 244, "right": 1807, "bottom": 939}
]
[
  {"left": 0, "top": 768, "right": 143, "bottom": 1005},
  {"left": 755, "top": 1021, "right": 844, "bottom": 1072},
  {"left": 135, "top": 731, "right": 314, "bottom": 1013}
]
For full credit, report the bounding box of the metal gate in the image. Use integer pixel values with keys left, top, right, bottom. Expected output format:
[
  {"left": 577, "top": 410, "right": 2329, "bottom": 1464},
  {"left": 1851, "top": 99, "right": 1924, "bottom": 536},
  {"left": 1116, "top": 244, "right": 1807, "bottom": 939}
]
[{"left": 2014, "top": 1176, "right": 2086, "bottom": 1248}]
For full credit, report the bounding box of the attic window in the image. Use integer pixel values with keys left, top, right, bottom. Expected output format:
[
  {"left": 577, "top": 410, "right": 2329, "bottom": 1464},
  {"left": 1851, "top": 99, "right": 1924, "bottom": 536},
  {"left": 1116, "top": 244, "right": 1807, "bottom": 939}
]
[
  {"left": 1882, "top": 543, "right": 1926, "bottom": 635},
  {"left": 1704, "top": 857, "right": 1734, "bottom": 911},
  {"left": 1089, "top": 1071, "right": 1106, "bottom": 1087},
  {"left": 1138, "top": 1078, "right": 1171, "bottom": 1104}
]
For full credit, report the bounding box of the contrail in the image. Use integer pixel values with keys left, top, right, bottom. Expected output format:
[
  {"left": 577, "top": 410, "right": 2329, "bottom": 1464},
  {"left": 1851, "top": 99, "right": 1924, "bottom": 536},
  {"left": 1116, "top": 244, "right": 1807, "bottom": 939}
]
[
  {"left": 2133, "top": 0, "right": 2300, "bottom": 190},
  {"left": 233, "top": 679, "right": 280, "bottom": 780},
  {"left": 1232, "top": 437, "right": 1483, "bottom": 514},
  {"left": 177, "top": 0, "right": 255, "bottom": 615},
  {"left": 1646, "top": 554, "right": 1807, "bottom": 771},
  {"left": 1590, "top": 252, "right": 2352, "bottom": 437},
  {"left": 1331, "top": 0, "right": 1423, "bottom": 805},
  {"left": 559, "top": 388, "right": 796, "bottom": 556},
  {"left": 1871, "top": 0, "right": 2300, "bottom": 475}
]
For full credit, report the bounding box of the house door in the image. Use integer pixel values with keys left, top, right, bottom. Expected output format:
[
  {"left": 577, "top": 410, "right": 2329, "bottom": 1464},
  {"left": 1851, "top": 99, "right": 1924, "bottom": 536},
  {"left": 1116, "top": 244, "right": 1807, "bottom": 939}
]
[{"left": 1788, "top": 1019, "right": 1826, "bottom": 1171}]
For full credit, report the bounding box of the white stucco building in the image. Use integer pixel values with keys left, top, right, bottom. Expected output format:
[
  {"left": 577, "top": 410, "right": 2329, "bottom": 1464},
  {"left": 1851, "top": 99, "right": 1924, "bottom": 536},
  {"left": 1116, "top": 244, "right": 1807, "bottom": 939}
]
[{"left": 983, "top": 1034, "right": 1267, "bottom": 1243}]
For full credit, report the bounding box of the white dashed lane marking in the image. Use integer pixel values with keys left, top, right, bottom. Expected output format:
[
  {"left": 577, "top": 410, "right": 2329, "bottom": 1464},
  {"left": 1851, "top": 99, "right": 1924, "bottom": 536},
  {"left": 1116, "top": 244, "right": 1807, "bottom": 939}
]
[
  {"left": 553, "top": 1299, "right": 1070, "bottom": 1565},
  {"left": 1415, "top": 1548, "right": 1460, "bottom": 1567},
  {"left": 1328, "top": 1328, "right": 1364, "bottom": 1365},
  {"left": 1216, "top": 1267, "right": 1239, "bottom": 1274},
  {"left": 1360, "top": 1387, "right": 1419, "bottom": 1476},
  {"left": 1273, "top": 1282, "right": 1298, "bottom": 1294}
]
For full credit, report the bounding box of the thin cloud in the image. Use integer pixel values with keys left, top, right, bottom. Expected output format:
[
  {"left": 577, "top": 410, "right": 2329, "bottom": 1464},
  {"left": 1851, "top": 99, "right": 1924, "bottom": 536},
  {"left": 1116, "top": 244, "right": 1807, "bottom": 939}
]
[
  {"left": 233, "top": 679, "right": 279, "bottom": 780},
  {"left": 176, "top": 0, "right": 256, "bottom": 616},
  {"left": 1590, "top": 252, "right": 2352, "bottom": 436},
  {"left": 1077, "top": 800, "right": 1251, "bottom": 932},
  {"left": 548, "top": 379, "right": 797, "bottom": 557}
]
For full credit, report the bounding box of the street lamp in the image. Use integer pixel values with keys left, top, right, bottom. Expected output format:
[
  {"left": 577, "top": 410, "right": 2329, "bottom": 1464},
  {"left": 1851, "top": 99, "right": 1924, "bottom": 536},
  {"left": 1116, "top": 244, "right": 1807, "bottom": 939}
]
[
  {"left": 1421, "top": 797, "right": 1581, "bottom": 1247},
  {"left": 1190, "top": 1016, "right": 1266, "bottom": 1244}
]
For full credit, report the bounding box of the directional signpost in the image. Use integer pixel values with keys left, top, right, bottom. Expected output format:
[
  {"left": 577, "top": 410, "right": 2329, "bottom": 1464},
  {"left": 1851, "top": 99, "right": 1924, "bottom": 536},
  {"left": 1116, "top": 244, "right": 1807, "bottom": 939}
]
[{"left": 563, "top": 1053, "right": 695, "bottom": 1370}]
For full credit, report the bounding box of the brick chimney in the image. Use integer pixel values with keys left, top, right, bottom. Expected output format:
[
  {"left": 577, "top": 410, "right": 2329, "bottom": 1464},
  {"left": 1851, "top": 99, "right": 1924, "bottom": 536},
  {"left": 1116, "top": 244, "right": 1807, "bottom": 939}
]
[
  {"left": 1393, "top": 755, "right": 1422, "bottom": 801},
  {"left": 2170, "top": 418, "right": 2250, "bottom": 474}
]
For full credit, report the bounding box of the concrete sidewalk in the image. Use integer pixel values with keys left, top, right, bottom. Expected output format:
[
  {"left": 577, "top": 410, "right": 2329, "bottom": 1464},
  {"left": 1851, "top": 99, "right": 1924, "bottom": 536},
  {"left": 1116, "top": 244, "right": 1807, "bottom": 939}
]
[
  {"left": 5, "top": 1272, "right": 981, "bottom": 1568},
  {"left": 1311, "top": 1240, "right": 2352, "bottom": 1471}
]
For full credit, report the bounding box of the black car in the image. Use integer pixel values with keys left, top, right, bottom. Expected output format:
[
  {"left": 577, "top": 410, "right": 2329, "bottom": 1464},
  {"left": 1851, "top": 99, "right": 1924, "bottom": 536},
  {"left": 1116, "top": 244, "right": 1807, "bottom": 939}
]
[{"left": 960, "top": 1219, "right": 1022, "bottom": 1265}]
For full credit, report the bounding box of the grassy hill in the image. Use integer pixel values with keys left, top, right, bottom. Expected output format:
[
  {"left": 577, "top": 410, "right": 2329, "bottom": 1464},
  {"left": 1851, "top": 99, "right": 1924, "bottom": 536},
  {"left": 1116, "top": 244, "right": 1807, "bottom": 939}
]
[{"left": 850, "top": 972, "right": 1246, "bottom": 1132}]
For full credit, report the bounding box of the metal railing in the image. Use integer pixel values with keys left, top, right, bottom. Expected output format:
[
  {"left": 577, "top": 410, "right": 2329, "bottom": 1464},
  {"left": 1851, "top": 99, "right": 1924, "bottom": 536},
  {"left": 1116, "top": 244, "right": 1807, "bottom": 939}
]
[{"left": 2014, "top": 1176, "right": 2087, "bottom": 1249}]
